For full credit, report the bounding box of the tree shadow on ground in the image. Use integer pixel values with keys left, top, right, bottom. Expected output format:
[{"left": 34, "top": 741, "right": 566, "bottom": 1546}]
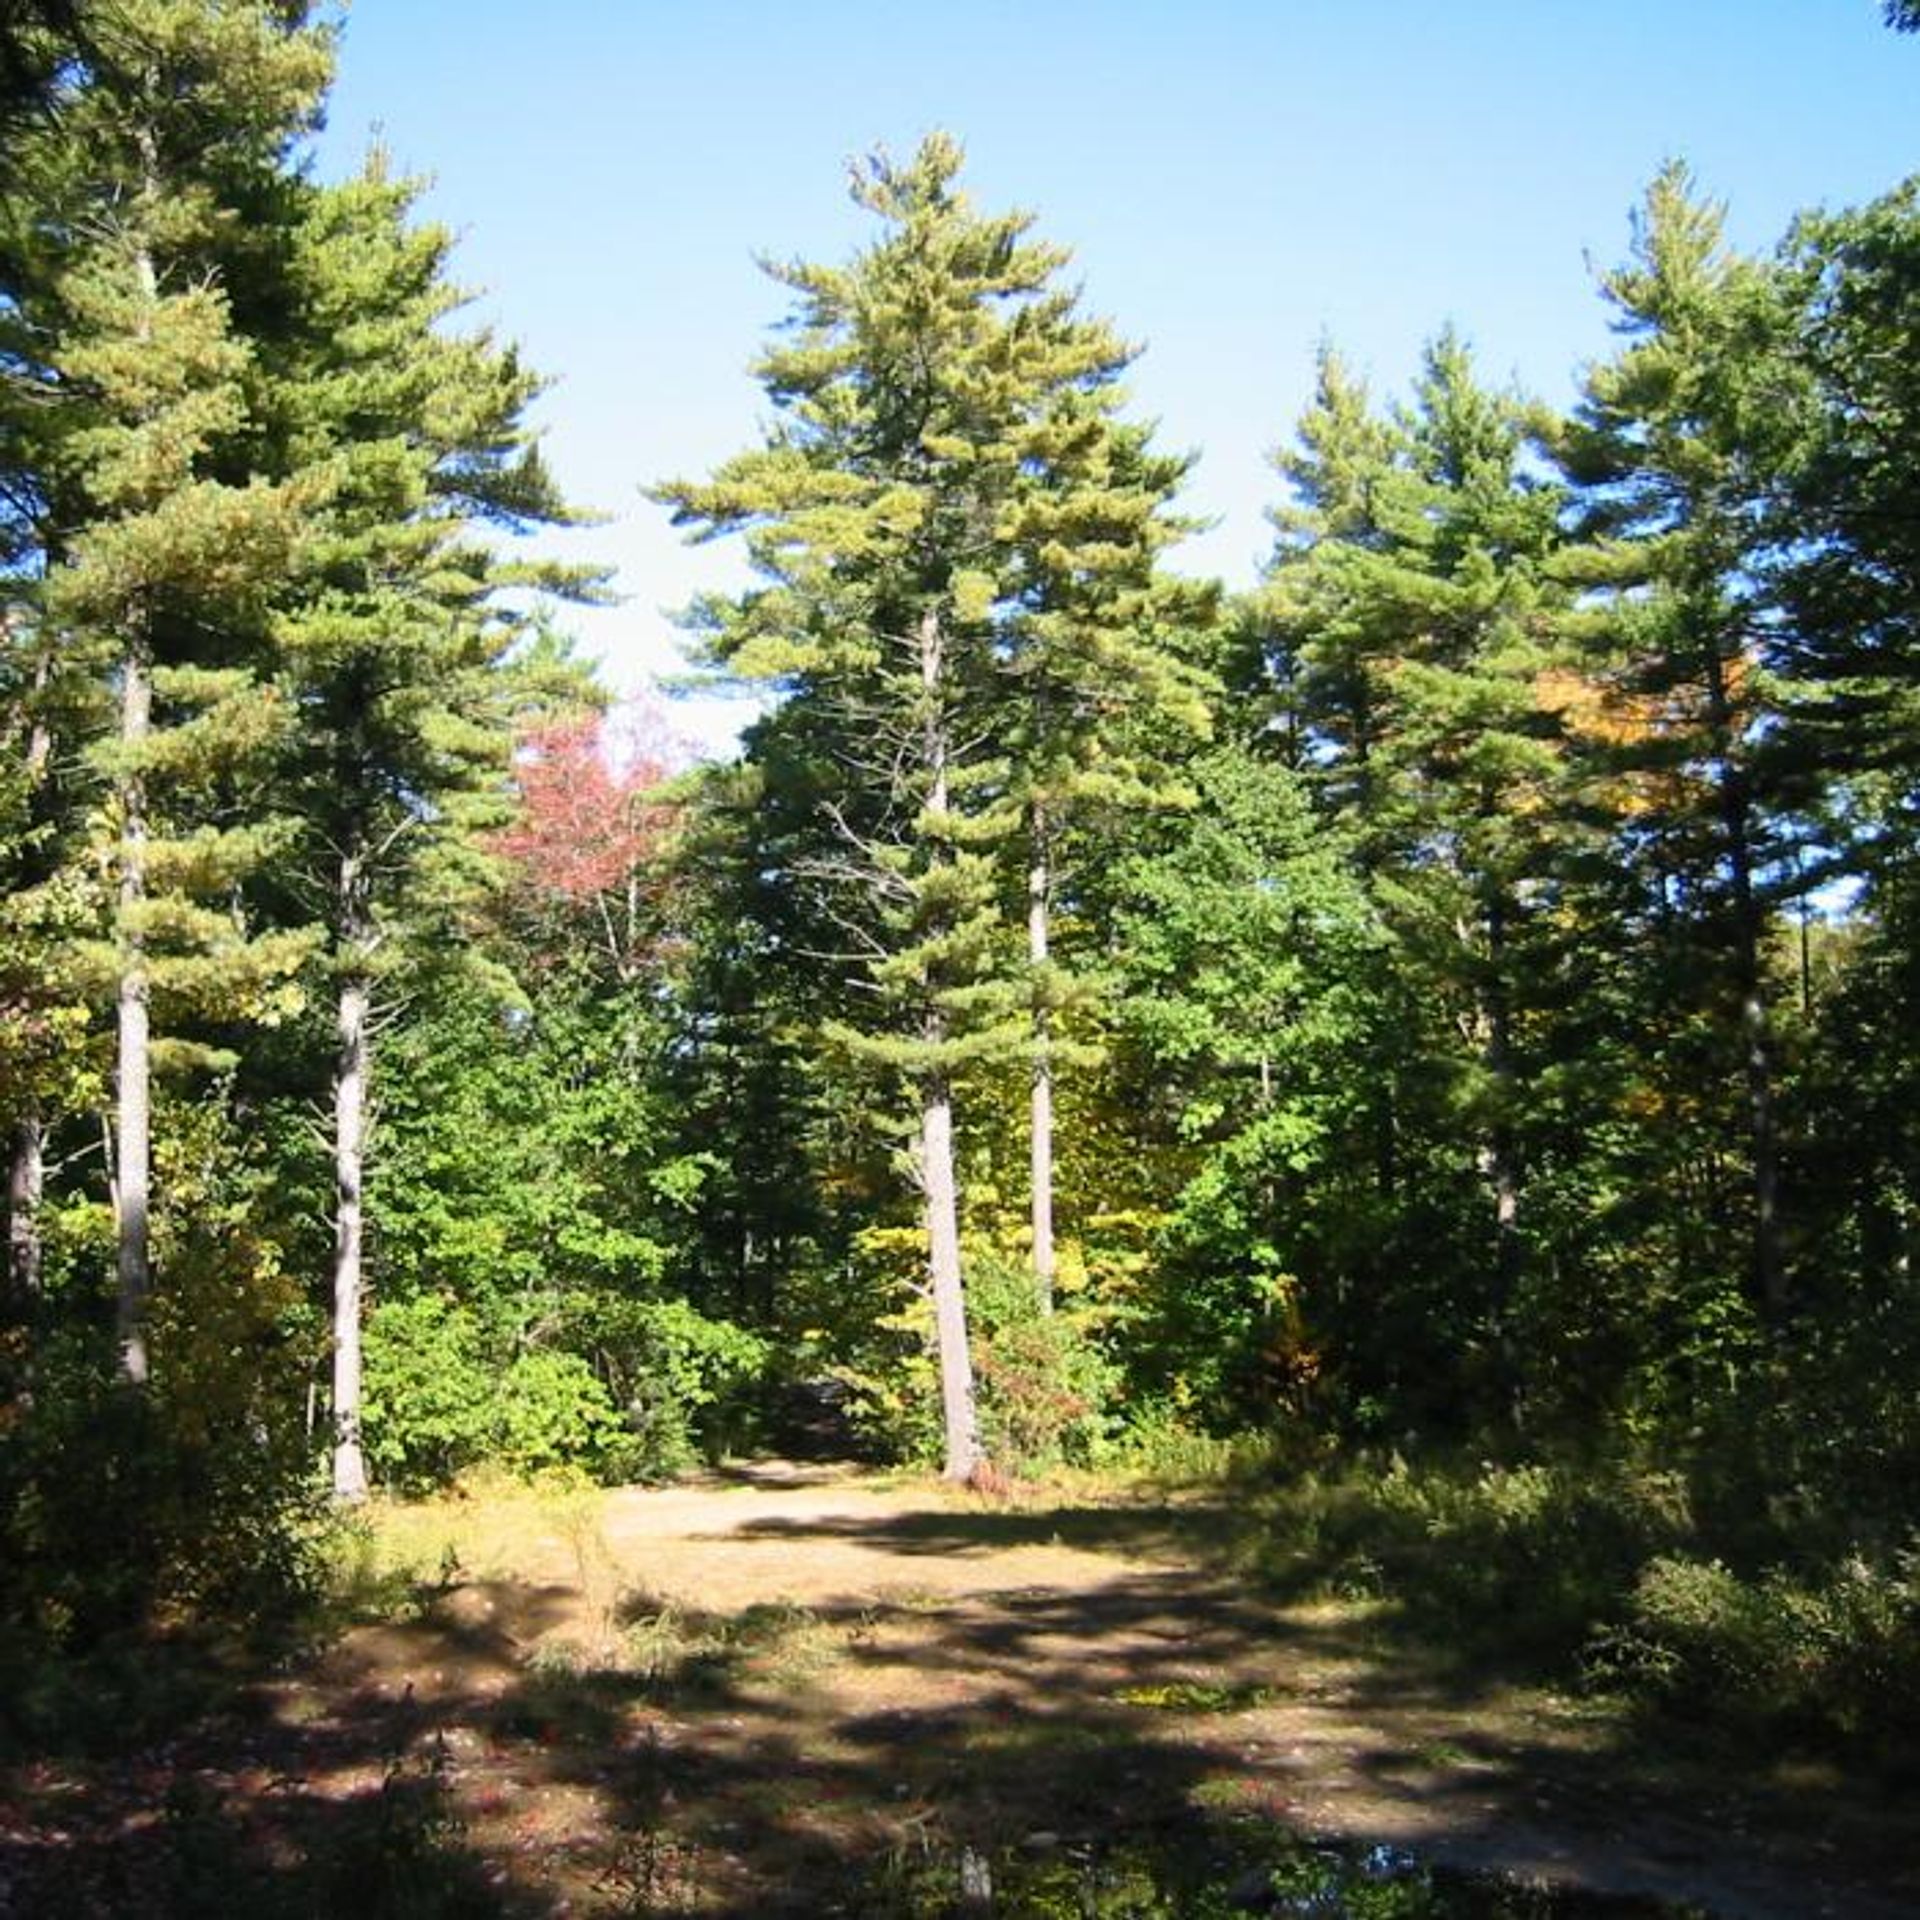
[
  {"left": 712, "top": 1489, "right": 1246, "bottom": 1563},
  {"left": 694, "top": 1459, "right": 874, "bottom": 1493},
  {"left": 0, "top": 1579, "right": 576, "bottom": 1918},
  {"left": 3, "top": 1519, "right": 1918, "bottom": 1917}
]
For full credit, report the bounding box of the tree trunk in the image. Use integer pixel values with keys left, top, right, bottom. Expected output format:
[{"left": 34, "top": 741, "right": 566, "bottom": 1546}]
[
  {"left": 1704, "top": 644, "right": 1785, "bottom": 1318},
  {"left": 7, "top": 1116, "right": 44, "bottom": 1308},
  {"left": 331, "top": 969, "right": 372, "bottom": 1501},
  {"left": 1028, "top": 802, "right": 1055, "bottom": 1313},
  {"left": 923, "top": 1071, "right": 980, "bottom": 1481},
  {"left": 6, "top": 1120, "right": 44, "bottom": 1403},
  {"left": 115, "top": 637, "right": 152, "bottom": 1386},
  {"left": 1481, "top": 885, "right": 1521, "bottom": 1317},
  {"left": 7, "top": 640, "right": 51, "bottom": 1333},
  {"left": 114, "top": 223, "right": 160, "bottom": 1387},
  {"left": 331, "top": 850, "right": 372, "bottom": 1502},
  {"left": 918, "top": 602, "right": 982, "bottom": 1479}
]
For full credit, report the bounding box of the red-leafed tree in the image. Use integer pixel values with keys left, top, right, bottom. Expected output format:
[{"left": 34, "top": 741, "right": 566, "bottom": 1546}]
[{"left": 493, "top": 705, "right": 683, "bottom": 982}]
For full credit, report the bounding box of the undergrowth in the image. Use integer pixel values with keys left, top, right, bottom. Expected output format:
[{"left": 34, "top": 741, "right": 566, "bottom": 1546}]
[{"left": 1241, "top": 1442, "right": 1920, "bottom": 1768}]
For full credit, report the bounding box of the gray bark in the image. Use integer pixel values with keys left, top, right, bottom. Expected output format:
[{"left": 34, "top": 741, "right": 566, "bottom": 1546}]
[
  {"left": 114, "top": 221, "right": 159, "bottom": 1387},
  {"left": 923, "top": 1075, "right": 980, "bottom": 1481},
  {"left": 1028, "top": 806, "right": 1055, "bottom": 1312},
  {"left": 919, "top": 603, "right": 981, "bottom": 1480},
  {"left": 7, "top": 637, "right": 51, "bottom": 1318},
  {"left": 1704, "top": 643, "right": 1784, "bottom": 1317},
  {"left": 1482, "top": 886, "right": 1521, "bottom": 1315},
  {"left": 331, "top": 857, "right": 372, "bottom": 1502},
  {"left": 7, "top": 1115, "right": 43, "bottom": 1308},
  {"left": 115, "top": 638, "right": 151, "bottom": 1386}
]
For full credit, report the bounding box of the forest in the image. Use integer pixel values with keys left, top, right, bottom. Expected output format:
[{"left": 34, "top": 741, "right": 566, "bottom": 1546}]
[{"left": 4, "top": 6, "right": 1920, "bottom": 1909}]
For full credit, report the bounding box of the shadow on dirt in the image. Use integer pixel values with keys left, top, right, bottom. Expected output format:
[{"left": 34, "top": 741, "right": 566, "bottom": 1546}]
[
  {"left": 716, "top": 1493, "right": 1237, "bottom": 1564},
  {"left": 4, "top": 1498, "right": 1917, "bottom": 1917}
]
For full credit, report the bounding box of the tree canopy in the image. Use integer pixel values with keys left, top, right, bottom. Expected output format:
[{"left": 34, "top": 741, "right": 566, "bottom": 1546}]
[{"left": 3, "top": 25, "right": 1920, "bottom": 1796}]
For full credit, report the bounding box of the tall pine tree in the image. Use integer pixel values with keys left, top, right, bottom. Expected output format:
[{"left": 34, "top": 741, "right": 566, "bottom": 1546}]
[
  {"left": 24, "top": 0, "right": 331, "bottom": 1381},
  {"left": 271, "top": 154, "right": 602, "bottom": 1499},
  {"left": 661, "top": 136, "right": 1187, "bottom": 1475},
  {"left": 1557, "top": 165, "right": 1802, "bottom": 1321}
]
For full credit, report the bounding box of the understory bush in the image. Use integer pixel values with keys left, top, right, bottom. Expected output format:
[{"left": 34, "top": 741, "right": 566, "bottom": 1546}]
[
  {"left": 362, "top": 1290, "right": 770, "bottom": 1491},
  {"left": 840, "top": 1251, "right": 1117, "bottom": 1476},
  {"left": 833, "top": 1244, "right": 1121, "bottom": 1466},
  {"left": 1249, "top": 1441, "right": 1920, "bottom": 1761},
  {"left": 496, "top": 1348, "right": 629, "bottom": 1476},
  {"left": 361, "top": 1295, "right": 496, "bottom": 1489},
  {"left": 1109, "top": 1402, "right": 1281, "bottom": 1481},
  {"left": 969, "top": 1256, "right": 1116, "bottom": 1475},
  {"left": 557, "top": 1293, "right": 773, "bottom": 1477},
  {"left": 1252, "top": 1453, "right": 1694, "bottom": 1663},
  {"left": 1594, "top": 1543, "right": 1920, "bottom": 1754},
  {"left": 0, "top": 1338, "right": 328, "bottom": 1759}
]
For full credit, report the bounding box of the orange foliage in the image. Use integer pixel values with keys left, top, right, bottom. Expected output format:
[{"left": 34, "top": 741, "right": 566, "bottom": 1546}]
[{"left": 1534, "top": 651, "right": 1756, "bottom": 822}]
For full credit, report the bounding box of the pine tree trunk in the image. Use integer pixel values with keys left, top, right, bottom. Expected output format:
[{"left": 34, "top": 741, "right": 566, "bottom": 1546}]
[
  {"left": 115, "top": 638, "right": 152, "bottom": 1386},
  {"left": 331, "top": 971, "right": 371, "bottom": 1501},
  {"left": 1705, "top": 646, "right": 1785, "bottom": 1318},
  {"left": 923, "top": 1071, "right": 981, "bottom": 1481},
  {"left": 331, "top": 852, "right": 372, "bottom": 1502},
  {"left": 113, "top": 219, "right": 161, "bottom": 1388},
  {"left": 7, "top": 1116, "right": 44, "bottom": 1307},
  {"left": 1028, "top": 803, "right": 1055, "bottom": 1313},
  {"left": 918, "top": 602, "right": 982, "bottom": 1479},
  {"left": 1482, "top": 886, "right": 1521, "bottom": 1315},
  {"left": 6, "top": 1116, "right": 44, "bottom": 1405},
  {"left": 1475, "top": 884, "right": 1524, "bottom": 1422},
  {"left": 7, "top": 644, "right": 51, "bottom": 1331}
]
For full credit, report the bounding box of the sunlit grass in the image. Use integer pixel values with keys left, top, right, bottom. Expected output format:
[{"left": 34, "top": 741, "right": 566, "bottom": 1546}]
[{"left": 352, "top": 1467, "right": 609, "bottom": 1584}]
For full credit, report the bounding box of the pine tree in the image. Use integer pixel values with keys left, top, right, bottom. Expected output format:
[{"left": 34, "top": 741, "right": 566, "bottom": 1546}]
[
  {"left": 1556, "top": 164, "right": 1801, "bottom": 1320},
  {"left": 1767, "top": 180, "right": 1920, "bottom": 1309},
  {"left": 660, "top": 135, "right": 1168, "bottom": 1477},
  {"left": 1253, "top": 331, "right": 1583, "bottom": 1418},
  {"left": 0, "top": 592, "right": 96, "bottom": 1328},
  {"left": 1391, "top": 332, "right": 1571, "bottom": 1334},
  {"left": 270, "top": 154, "right": 602, "bottom": 1499},
  {"left": 23, "top": 0, "right": 332, "bottom": 1382},
  {"left": 1774, "top": 181, "right": 1920, "bottom": 848},
  {"left": 0, "top": 3, "right": 97, "bottom": 1340},
  {"left": 994, "top": 404, "right": 1213, "bottom": 1309},
  {"left": 1260, "top": 347, "right": 1406, "bottom": 846},
  {"left": 0, "top": 1, "right": 90, "bottom": 150}
]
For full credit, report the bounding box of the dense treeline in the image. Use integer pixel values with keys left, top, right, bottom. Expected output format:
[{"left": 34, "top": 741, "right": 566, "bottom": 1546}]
[{"left": 4, "top": 2, "right": 1920, "bottom": 1750}]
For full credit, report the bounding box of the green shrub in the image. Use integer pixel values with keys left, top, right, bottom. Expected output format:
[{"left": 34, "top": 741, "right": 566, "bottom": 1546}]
[
  {"left": 1597, "top": 1543, "right": 1920, "bottom": 1751},
  {"left": 974, "top": 1288, "right": 1114, "bottom": 1476},
  {"left": 362, "top": 1295, "right": 496, "bottom": 1491},
  {"left": 1252, "top": 1454, "right": 1693, "bottom": 1663},
  {"left": 0, "top": 1331, "right": 327, "bottom": 1745},
  {"left": 947, "top": 1255, "right": 1115, "bottom": 1476},
  {"left": 1109, "top": 1402, "right": 1238, "bottom": 1480},
  {"left": 823, "top": 1251, "right": 1116, "bottom": 1475},
  {"left": 496, "top": 1348, "right": 627, "bottom": 1477},
  {"left": 559, "top": 1293, "right": 773, "bottom": 1478},
  {"left": 1247, "top": 1442, "right": 1920, "bottom": 1760},
  {"left": 363, "top": 1290, "right": 772, "bottom": 1490}
]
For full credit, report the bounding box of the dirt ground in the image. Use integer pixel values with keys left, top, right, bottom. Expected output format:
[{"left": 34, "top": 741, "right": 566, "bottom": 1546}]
[{"left": 4, "top": 1464, "right": 1917, "bottom": 1916}]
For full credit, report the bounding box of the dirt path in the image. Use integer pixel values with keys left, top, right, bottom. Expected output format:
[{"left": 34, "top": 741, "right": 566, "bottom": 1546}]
[{"left": 4, "top": 1466, "right": 1915, "bottom": 1916}]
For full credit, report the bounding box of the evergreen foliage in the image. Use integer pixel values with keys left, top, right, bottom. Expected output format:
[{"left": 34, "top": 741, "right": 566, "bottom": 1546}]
[
  {"left": 1, "top": 9, "right": 1919, "bottom": 1777},
  {"left": 657, "top": 135, "right": 1201, "bottom": 1478}
]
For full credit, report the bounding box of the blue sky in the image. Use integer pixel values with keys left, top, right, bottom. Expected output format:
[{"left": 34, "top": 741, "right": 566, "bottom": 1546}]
[{"left": 315, "top": 3, "right": 1917, "bottom": 754}]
